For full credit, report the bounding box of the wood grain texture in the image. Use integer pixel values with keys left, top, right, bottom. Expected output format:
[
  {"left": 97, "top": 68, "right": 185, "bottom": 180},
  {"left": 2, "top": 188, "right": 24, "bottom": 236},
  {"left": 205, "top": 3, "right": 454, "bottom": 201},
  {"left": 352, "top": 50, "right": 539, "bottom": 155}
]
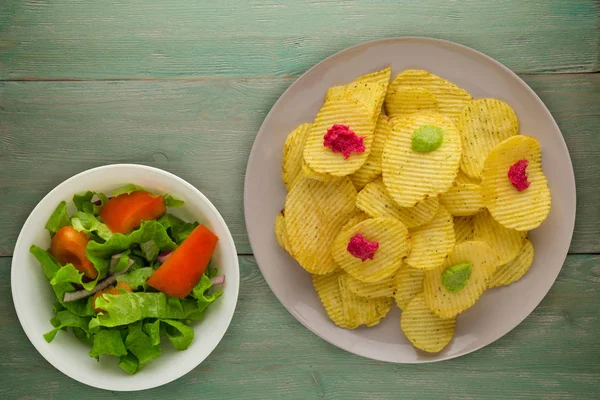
[
  {"left": 1, "top": 74, "right": 598, "bottom": 256},
  {"left": 0, "top": 254, "right": 598, "bottom": 399},
  {"left": 1, "top": 0, "right": 598, "bottom": 80}
]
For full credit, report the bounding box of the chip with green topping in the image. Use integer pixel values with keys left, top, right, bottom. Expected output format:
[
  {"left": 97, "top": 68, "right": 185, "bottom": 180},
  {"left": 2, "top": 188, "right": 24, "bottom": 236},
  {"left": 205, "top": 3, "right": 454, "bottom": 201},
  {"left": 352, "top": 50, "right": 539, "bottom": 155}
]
[{"left": 441, "top": 263, "right": 472, "bottom": 292}]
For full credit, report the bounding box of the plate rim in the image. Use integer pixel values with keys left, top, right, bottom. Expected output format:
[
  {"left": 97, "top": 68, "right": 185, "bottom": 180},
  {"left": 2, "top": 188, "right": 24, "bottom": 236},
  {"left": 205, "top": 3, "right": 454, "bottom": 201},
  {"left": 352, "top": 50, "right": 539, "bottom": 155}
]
[{"left": 244, "top": 36, "right": 576, "bottom": 363}]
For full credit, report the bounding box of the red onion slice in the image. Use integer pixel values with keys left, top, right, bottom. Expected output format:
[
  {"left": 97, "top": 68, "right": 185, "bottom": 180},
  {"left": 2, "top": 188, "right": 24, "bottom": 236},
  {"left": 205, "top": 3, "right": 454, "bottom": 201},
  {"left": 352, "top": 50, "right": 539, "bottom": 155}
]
[
  {"left": 157, "top": 251, "right": 172, "bottom": 264},
  {"left": 210, "top": 275, "right": 225, "bottom": 285},
  {"left": 63, "top": 257, "right": 134, "bottom": 303}
]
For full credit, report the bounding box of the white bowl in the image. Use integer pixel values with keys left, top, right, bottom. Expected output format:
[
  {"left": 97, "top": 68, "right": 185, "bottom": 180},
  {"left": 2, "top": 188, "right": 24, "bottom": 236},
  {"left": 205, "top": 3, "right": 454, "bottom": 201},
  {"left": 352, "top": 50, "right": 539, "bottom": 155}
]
[{"left": 11, "top": 164, "right": 239, "bottom": 391}]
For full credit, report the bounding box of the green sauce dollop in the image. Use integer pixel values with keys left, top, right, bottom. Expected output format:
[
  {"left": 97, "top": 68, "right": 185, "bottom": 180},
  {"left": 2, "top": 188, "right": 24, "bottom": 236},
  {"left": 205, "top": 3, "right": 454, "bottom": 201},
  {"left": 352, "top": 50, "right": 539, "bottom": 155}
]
[
  {"left": 441, "top": 263, "right": 472, "bottom": 293},
  {"left": 411, "top": 125, "right": 444, "bottom": 152}
]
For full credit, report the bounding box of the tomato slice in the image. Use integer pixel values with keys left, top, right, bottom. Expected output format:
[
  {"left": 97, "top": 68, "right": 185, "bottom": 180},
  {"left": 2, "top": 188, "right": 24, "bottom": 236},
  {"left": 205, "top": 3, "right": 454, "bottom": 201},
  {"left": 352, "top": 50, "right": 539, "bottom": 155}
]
[
  {"left": 100, "top": 191, "right": 166, "bottom": 234},
  {"left": 147, "top": 225, "right": 219, "bottom": 298},
  {"left": 50, "top": 226, "right": 97, "bottom": 279}
]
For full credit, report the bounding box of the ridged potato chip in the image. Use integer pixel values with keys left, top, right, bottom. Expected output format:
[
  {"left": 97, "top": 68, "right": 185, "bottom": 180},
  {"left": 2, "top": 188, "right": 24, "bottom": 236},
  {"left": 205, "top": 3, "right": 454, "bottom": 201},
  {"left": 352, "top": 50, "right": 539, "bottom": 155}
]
[
  {"left": 386, "top": 70, "right": 472, "bottom": 122},
  {"left": 338, "top": 274, "right": 393, "bottom": 327},
  {"left": 455, "top": 170, "right": 481, "bottom": 185},
  {"left": 458, "top": 99, "right": 519, "bottom": 179},
  {"left": 350, "top": 114, "right": 392, "bottom": 189},
  {"left": 474, "top": 210, "right": 526, "bottom": 266},
  {"left": 285, "top": 176, "right": 357, "bottom": 274},
  {"left": 440, "top": 183, "right": 485, "bottom": 216},
  {"left": 356, "top": 179, "right": 439, "bottom": 228},
  {"left": 405, "top": 205, "right": 455, "bottom": 270},
  {"left": 302, "top": 161, "right": 338, "bottom": 182},
  {"left": 304, "top": 99, "right": 376, "bottom": 176},
  {"left": 454, "top": 215, "right": 475, "bottom": 244},
  {"left": 275, "top": 210, "right": 292, "bottom": 255},
  {"left": 332, "top": 217, "right": 411, "bottom": 283},
  {"left": 340, "top": 211, "right": 370, "bottom": 234},
  {"left": 482, "top": 135, "right": 551, "bottom": 231},
  {"left": 312, "top": 271, "right": 350, "bottom": 328},
  {"left": 326, "top": 67, "right": 391, "bottom": 121},
  {"left": 424, "top": 241, "right": 496, "bottom": 318},
  {"left": 401, "top": 293, "right": 456, "bottom": 353},
  {"left": 393, "top": 265, "right": 425, "bottom": 310},
  {"left": 282, "top": 123, "right": 311, "bottom": 190},
  {"left": 345, "top": 273, "right": 396, "bottom": 299},
  {"left": 385, "top": 86, "right": 439, "bottom": 119},
  {"left": 382, "top": 111, "right": 462, "bottom": 207},
  {"left": 490, "top": 239, "right": 534, "bottom": 288}
]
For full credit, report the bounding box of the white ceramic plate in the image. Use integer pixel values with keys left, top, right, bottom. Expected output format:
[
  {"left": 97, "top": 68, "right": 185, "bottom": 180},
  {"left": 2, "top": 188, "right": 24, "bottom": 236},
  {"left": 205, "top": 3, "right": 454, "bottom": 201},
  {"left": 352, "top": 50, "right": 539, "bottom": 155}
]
[
  {"left": 12, "top": 164, "right": 239, "bottom": 390},
  {"left": 244, "top": 37, "right": 575, "bottom": 363}
]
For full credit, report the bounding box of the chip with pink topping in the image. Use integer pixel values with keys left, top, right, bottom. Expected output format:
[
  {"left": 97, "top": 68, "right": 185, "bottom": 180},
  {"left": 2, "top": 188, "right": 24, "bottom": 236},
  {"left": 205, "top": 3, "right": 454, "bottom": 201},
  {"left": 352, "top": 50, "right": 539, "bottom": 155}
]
[
  {"left": 323, "top": 124, "right": 366, "bottom": 159},
  {"left": 347, "top": 233, "right": 379, "bottom": 262}
]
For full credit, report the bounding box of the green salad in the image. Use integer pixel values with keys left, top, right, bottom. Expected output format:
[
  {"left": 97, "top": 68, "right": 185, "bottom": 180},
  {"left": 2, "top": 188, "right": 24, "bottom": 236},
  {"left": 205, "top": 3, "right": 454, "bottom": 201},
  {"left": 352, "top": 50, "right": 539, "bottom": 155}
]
[{"left": 30, "top": 184, "right": 223, "bottom": 374}]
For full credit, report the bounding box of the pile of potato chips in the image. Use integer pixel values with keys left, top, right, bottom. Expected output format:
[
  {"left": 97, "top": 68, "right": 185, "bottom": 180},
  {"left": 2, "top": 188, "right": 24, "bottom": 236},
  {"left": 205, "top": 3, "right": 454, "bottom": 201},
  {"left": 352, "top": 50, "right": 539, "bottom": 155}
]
[{"left": 276, "top": 67, "right": 551, "bottom": 353}]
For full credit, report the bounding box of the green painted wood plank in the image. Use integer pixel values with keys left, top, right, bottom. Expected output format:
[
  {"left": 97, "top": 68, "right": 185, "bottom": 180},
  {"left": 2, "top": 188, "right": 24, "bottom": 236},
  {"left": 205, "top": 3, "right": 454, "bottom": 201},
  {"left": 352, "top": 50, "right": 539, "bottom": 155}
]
[
  {"left": 0, "top": 74, "right": 598, "bottom": 256},
  {"left": 0, "top": 74, "right": 600, "bottom": 255},
  {"left": 0, "top": 254, "right": 598, "bottom": 399},
  {"left": 1, "top": 0, "right": 598, "bottom": 79}
]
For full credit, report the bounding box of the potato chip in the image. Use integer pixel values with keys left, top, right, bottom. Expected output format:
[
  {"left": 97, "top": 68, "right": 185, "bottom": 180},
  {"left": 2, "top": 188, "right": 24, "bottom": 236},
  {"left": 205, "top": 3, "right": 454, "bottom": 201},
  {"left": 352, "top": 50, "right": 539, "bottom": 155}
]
[
  {"left": 424, "top": 241, "right": 496, "bottom": 318},
  {"left": 474, "top": 210, "right": 526, "bottom": 266},
  {"left": 340, "top": 211, "right": 370, "bottom": 235},
  {"left": 282, "top": 123, "right": 311, "bottom": 190},
  {"left": 312, "top": 271, "right": 351, "bottom": 328},
  {"left": 455, "top": 170, "right": 481, "bottom": 185},
  {"left": 303, "top": 99, "right": 377, "bottom": 176},
  {"left": 385, "top": 86, "right": 439, "bottom": 119},
  {"left": 338, "top": 274, "right": 393, "bottom": 327},
  {"left": 349, "top": 114, "right": 392, "bottom": 189},
  {"left": 393, "top": 265, "right": 425, "bottom": 310},
  {"left": 458, "top": 98, "right": 519, "bottom": 179},
  {"left": 454, "top": 215, "right": 475, "bottom": 244},
  {"left": 301, "top": 161, "right": 338, "bottom": 182},
  {"left": 386, "top": 70, "right": 472, "bottom": 122},
  {"left": 401, "top": 293, "right": 455, "bottom": 353},
  {"left": 440, "top": 183, "right": 485, "bottom": 216},
  {"left": 382, "top": 111, "right": 461, "bottom": 207},
  {"left": 275, "top": 210, "right": 292, "bottom": 255},
  {"left": 285, "top": 176, "right": 357, "bottom": 274},
  {"left": 356, "top": 179, "right": 439, "bottom": 228},
  {"left": 345, "top": 272, "right": 395, "bottom": 299},
  {"left": 332, "top": 217, "right": 411, "bottom": 283},
  {"left": 405, "top": 205, "right": 455, "bottom": 270},
  {"left": 490, "top": 239, "right": 534, "bottom": 288},
  {"left": 326, "top": 67, "right": 391, "bottom": 121},
  {"left": 481, "top": 135, "right": 551, "bottom": 231}
]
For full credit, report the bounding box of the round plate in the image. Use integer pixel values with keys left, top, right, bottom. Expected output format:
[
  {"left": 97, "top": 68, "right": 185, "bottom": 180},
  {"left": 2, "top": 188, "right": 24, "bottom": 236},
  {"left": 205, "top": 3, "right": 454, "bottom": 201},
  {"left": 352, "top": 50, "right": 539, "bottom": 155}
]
[{"left": 244, "top": 37, "right": 575, "bottom": 363}]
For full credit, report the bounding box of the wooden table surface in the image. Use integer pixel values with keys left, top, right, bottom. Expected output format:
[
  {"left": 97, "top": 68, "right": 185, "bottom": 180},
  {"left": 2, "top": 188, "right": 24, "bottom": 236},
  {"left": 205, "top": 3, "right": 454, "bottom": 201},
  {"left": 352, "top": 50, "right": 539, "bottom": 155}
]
[{"left": 1, "top": 1, "right": 599, "bottom": 399}]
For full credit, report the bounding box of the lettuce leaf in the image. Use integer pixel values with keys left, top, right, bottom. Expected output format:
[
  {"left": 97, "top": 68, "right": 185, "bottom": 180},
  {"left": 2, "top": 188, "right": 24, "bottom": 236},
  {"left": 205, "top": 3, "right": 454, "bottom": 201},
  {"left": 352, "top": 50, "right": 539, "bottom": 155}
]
[
  {"left": 86, "top": 221, "right": 176, "bottom": 267},
  {"left": 43, "top": 310, "right": 91, "bottom": 343},
  {"left": 30, "top": 245, "right": 94, "bottom": 316},
  {"left": 89, "top": 329, "right": 128, "bottom": 358},
  {"left": 143, "top": 320, "right": 161, "bottom": 346},
  {"left": 125, "top": 322, "right": 161, "bottom": 364},
  {"left": 112, "top": 184, "right": 147, "bottom": 197},
  {"left": 163, "top": 194, "right": 184, "bottom": 208},
  {"left": 73, "top": 191, "right": 108, "bottom": 215},
  {"left": 50, "top": 263, "right": 98, "bottom": 291},
  {"left": 71, "top": 211, "right": 112, "bottom": 241},
  {"left": 116, "top": 267, "right": 154, "bottom": 291},
  {"left": 45, "top": 201, "right": 71, "bottom": 235},
  {"left": 89, "top": 293, "right": 203, "bottom": 329},
  {"left": 162, "top": 320, "right": 194, "bottom": 350},
  {"left": 157, "top": 213, "right": 198, "bottom": 244},
  {"left": 192, "top": 275, "right": 223, "bottom": 313},
  {"left": 118, "top": 352, "right": 140, "bottom": 374}
]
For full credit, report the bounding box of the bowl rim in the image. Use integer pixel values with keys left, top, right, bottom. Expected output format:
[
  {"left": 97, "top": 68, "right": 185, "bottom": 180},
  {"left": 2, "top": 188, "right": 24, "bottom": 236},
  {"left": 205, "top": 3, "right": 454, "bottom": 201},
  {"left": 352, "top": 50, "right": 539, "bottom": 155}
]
[
  {"left": 244, "top": 36, "right": 576, "bottom": 363},
  {"left": 11, "top": 163, "right": 240, "bottom": 390}
]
